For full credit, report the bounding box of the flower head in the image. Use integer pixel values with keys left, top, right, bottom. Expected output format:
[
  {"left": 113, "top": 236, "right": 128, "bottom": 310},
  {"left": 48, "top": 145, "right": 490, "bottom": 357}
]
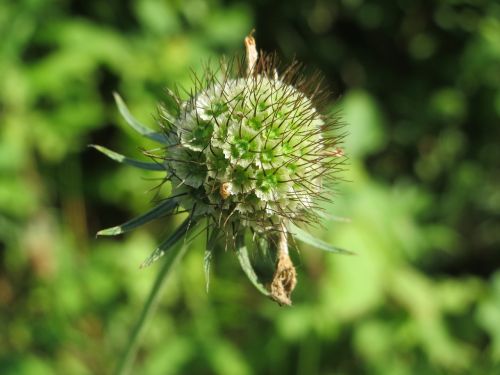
[{"left": 94, "top": 33, "right": 349, "bottom": 305}]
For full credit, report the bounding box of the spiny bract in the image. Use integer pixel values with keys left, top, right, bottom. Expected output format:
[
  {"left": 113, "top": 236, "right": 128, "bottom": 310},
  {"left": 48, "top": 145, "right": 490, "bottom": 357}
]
[{"left": 95, "top": 37, "right": 348, "bottom": 305}]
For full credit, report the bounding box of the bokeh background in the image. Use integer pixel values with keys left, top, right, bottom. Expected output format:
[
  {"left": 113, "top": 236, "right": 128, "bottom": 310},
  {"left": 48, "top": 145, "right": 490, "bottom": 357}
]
[{"left": 1, "top": 0, "right": 500, "bottom": 374}]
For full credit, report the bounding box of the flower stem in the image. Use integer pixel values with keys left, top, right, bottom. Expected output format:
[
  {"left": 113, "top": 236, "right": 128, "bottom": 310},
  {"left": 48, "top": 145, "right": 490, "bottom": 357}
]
[{"left": 115, "top": 243, "right": 188, "bottom": 375}]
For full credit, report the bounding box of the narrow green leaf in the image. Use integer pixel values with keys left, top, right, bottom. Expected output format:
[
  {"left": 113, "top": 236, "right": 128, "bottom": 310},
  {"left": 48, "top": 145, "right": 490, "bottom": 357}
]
[
  {"left": 203, "top": 248, "right": 213, "bottom": 293},
  {"left": 236, "top": 244, "right": 271, "bottom": 297},
  {"left": 203, "top": 229, "right": 220, "bottom": 292},
  {"left": 89, "top": 145, "right": 165, "bottom": 171},
  {"left": 289, "top": 223, "right": 355, "bottom": 255},
  {"left": 140, "top": 218, "right": 193, "bottom": 268},
  {"left": 97, "top": 199, "right": 178, "bottom": 236},
  {"left": 113, "top": 92, "right": 168, "bottom": 144}
]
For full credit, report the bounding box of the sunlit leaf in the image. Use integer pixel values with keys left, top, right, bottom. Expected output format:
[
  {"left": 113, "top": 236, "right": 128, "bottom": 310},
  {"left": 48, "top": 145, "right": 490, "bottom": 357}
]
[{"left": 288, "top": 223, "right": 354, "bottom": 255}]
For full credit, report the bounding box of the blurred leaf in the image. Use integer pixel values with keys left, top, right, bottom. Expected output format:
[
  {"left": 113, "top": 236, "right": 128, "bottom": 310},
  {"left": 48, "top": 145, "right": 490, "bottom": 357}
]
[
  {"left": 134, "top": 0, "right": 181, "bottom": 35},
  {"left": 430, "top": 88, "right": 467, "bottom": 121},
  {"left": 203, "top": 229, "right": 218, "bottom": 292},
  {"left": 203, "top": 6, "right": 252, "bottom": 46},
  {"left": 144, "top": 337, "right": 194, "bottom": 375},
  {"left": 236, "top": 244, "right": 271, "bottom": 298},
  {"left": 336, "top": 89, "right": 386, "bottom": 158},
  {"left": 477, "top": 272, "right": 500, "bottom": 361},
  {"left": 205, "top": 338, "right": 251, "bottom": 375}
]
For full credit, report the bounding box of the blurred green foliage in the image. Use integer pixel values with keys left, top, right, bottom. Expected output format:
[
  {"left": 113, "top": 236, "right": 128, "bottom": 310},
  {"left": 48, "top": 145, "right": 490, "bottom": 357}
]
[{"left": 1, "top": 0, "right": 499, "bottom": 374}]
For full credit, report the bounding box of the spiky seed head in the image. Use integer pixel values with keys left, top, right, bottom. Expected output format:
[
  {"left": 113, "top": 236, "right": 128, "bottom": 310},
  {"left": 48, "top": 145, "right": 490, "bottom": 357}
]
[
  {"left": 161, "top": 55, "right": 343, "bottom": 234},
  {"left": 96, "top": 35, "right": 347, "bottom": 305}
]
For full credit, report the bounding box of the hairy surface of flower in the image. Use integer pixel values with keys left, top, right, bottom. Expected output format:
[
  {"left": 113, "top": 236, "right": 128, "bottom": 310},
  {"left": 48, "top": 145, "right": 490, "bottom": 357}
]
[{"left": 164, "top": 72, "right": 337, "bottom": 232}]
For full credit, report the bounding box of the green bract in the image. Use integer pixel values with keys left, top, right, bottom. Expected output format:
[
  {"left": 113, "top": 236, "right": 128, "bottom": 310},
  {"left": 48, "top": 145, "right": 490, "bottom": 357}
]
[{"left": 95, "top": 51, "right": 350, "bottom": 305}]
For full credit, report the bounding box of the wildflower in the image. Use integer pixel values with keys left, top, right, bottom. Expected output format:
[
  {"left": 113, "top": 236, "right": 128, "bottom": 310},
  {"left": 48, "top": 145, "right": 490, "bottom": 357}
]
[{"left": 93, "top": 32, "right": 349, "bottom": 306}]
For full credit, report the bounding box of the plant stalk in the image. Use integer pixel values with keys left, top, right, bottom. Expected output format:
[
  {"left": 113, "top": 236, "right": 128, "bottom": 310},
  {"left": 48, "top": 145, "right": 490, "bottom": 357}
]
[{"left": 115, "top": 243, "right": 188, "bottom": 375}]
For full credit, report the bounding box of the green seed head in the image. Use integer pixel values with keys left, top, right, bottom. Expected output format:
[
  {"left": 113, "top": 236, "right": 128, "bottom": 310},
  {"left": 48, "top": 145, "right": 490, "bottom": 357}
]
[
  {"left": 96, "top": 36, "right": 348, "bottom": 305},
  {"left": 163, "top": 64, "right": 341, "bottom": 232}
]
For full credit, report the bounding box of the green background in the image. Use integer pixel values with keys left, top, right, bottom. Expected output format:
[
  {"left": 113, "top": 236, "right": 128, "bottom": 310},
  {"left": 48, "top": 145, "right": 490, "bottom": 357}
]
[{"left": 1, "top": 0, "right": 499, "bottom": 374}]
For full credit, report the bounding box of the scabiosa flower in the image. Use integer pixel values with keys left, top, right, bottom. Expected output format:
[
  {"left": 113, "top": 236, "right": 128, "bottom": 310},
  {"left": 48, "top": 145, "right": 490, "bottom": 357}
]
[{"left": 94, "top": 33, "right": 349, "bottom": 306}]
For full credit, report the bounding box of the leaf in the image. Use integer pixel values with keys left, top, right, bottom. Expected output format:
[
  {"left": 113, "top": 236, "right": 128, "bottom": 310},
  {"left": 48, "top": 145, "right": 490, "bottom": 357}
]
[
  {"left": 204, "top": 248, "right": 213, "bottom": 293},
  {"left": 113, "top": 92, "right": 168, "bottom": 144},
  {"left": 203, "top": 229, "right": 219, "bottom": 292},
  {"left": 97, "top": 199, "right": 178, "bottom": 236},
  {"left": 89, "top": 144, "right": 165, "bottom": 171},
  {"left": 288, "top": 223, "right": 355, "bottom": 255},
  {"left": 140, "top": 217, "right": 193, "bottom": 268},
  {"left": 236, "top": 244, "right": 271, "bottom": 297}
]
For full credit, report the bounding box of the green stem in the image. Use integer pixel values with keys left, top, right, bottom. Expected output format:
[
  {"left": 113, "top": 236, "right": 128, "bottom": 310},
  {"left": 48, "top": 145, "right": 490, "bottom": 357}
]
[{"left": 115, "top": 242, "right": 188, "bottom": 375}]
